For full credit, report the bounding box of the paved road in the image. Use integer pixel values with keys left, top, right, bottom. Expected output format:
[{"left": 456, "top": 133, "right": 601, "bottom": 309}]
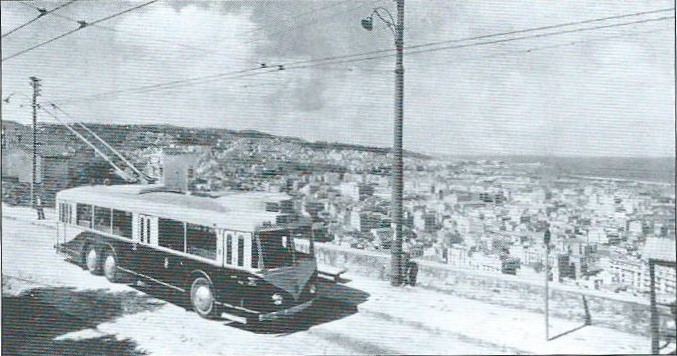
[
  {"left": 2, "top": 215, "right": 505, "bottom": 355},
  {"left": 3, "top": 209, "right": 659, "bottom": 355}
]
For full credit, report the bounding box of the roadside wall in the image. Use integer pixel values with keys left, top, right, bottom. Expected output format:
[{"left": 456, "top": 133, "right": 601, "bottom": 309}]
[{"left": 297, "top": 239, "right": 655, "bottom": 336}]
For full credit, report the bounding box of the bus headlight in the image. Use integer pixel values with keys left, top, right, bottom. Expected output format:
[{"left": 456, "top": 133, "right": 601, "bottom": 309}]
[
  {"left": 272, "top": 293, "right": 283, "bottom": 305},
  {"left": 309, "top": 284, "right": 316, "bottom": 294}
]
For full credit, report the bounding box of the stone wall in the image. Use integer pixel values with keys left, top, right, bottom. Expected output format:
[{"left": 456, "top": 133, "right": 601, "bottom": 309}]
[{"left": 297, "top": 239, "right": 659, "bottom": 336}]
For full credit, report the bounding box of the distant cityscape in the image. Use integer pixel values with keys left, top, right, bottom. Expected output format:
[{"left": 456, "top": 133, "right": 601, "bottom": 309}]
[{"left": 2, "top": 120, "right": 676, "bottom": 300}]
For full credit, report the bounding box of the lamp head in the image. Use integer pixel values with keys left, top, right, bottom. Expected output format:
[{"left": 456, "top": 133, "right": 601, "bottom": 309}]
[{"left": 361, "top": 16, "right": 373, "bottom": 31}]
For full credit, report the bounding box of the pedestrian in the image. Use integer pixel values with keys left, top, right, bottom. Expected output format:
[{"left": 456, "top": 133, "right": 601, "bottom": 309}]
[
  {"left": 402, "top": 239, "right": 417, "bottom": 286},
  {"left": 36, "top": 194, "right": 45, "bottom": 220}
]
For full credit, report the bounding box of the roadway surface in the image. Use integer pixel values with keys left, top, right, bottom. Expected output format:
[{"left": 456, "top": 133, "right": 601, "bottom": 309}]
[{"left": 2, "top": 206, "right": 657, "bottom": 355}]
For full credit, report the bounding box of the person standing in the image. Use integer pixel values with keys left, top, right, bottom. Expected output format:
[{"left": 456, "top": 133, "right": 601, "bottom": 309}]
[
  {"left": 36, "top": 194, "right": 45, "bottom": 220},
  {"left": 402, "top": 238, "right": 418, "bottom": 286}
]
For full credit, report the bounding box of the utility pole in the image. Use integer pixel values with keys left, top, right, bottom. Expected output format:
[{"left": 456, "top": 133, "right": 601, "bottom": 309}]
[
  {"left": 544, "top": 227, "right": 551, "bottom": 340},
  {"left": 29, "top": 76, "right": 41, "bottom": 209},
  {"left": 390, "top": 0, "right": 405, "bottom": 287},
  {"left": 360, "top": 0, "right": 405, "bottom": 286}
]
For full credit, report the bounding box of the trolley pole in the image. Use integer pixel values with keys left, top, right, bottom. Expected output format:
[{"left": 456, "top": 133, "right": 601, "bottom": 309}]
[
  {"left": 390, "top": 0, "right": 405, "bottom": 287},
  {"left": 29, "top": 76, "right": 41, "bottom": 209}
]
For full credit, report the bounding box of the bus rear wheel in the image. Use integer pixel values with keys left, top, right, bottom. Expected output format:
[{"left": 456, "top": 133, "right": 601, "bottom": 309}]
[
  {"left": 103, "top": 251, "right": 120, "bottom": 283},
  {"left": 85, "top": 245, "right": 101, "bottom": 274},
  {"left": 190, "top": 277, "right": 218, "bottom": 319}
]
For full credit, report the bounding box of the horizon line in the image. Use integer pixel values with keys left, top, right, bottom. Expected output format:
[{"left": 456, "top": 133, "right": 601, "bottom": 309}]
[{"left": 2, "top": 119, "right": 675, "bottom": 159}]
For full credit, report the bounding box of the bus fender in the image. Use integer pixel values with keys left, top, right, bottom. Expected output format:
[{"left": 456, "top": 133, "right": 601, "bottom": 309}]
[
  {"left": 185, "top": 269, "right": 213, "bottom": 291},
  {"left": 99, "top": 243, "right": 117, "bottom": 258},
  {"left": 78, "top": 232, "right": 100, "bottom": 263}
]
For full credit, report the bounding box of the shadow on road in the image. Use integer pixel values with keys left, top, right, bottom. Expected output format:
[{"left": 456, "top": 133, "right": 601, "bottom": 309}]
[
  {"left": 235, "top": 280, "right": 371, "bottom": 335},
  {"left": 2, "top": 287, "right": 164, "bottom": 356},
  {"left": 127, "top": 277, "right": 370, "bottom": 335}
]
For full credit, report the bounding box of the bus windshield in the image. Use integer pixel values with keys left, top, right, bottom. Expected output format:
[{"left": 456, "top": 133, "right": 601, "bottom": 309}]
[{"left": 257, "top": 229, "right": 299, "bottom": 269}]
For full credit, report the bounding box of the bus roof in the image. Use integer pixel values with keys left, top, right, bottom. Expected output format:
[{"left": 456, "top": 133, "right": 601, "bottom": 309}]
[{"left": 56, "top": 184, "right": 287, "bottom": 231}]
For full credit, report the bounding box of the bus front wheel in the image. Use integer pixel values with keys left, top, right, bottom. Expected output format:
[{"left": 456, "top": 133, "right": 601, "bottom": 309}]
[{"left": 190, "top": 277, "right": 218, "bottom": 319}]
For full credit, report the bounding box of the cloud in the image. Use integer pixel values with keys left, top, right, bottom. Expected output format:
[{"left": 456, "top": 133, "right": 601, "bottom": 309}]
[{"left": 1, "top": 0, "right": 674, "bottom": 157}]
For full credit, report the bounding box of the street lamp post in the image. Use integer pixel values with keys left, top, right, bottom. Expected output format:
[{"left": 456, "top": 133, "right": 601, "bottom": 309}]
[
  {"left": 544, "top": 227, "right": 551, "bottom": 340},
  {"left": 361, "top": 0, "right": 405, "bottom": 286},
  {"left": 29, "top": 77, "right": 41, "bottom": 209}
]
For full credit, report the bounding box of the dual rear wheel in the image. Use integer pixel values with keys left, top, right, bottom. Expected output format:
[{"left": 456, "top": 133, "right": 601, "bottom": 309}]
[{"left": 84, "top": 245, "right": 119, "bottom": 283}]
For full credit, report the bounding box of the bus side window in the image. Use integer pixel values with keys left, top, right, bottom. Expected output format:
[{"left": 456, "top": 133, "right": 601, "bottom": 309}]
[
  {"left": 226, "top": 234, "right": 233, "bottom": 265},
  {"left": 186, "top": 224, "right": 216, "bottom": 260},
  {"left": 62, "top": 203, "right": 70, "bottom": 223},
  {"left": 253, "top": 236, "right": 263, "bottom": 269},
  {"left": 112, "top": 210, "right": 133, "bottom": 238},
  {"left": 237, "top": 235, "right": 245, "bottom": 267},
  {"left": 158, "top": 218, "right": 184, "bottom": 252},
  {"left": 139, "top": 218, "right": 145, "bottom": 242},
  {"left": 93, "top": 206, "right": 112, "bottom": 233},
  {"left": 76, "top": 204, "right": 92, "bottom": 228}
]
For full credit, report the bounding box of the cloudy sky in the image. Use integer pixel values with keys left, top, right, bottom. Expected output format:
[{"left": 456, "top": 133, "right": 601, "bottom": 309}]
[{"left": 2, "top": 0, "right": 674, "bottom": 157}]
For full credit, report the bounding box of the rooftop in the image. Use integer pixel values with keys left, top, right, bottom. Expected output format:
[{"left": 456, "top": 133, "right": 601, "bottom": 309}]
[{"left": 56, "top": 184, "right": 287, "bottom": 231}]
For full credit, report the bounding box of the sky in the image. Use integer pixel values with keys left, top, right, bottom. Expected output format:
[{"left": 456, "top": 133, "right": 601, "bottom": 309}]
[{"left": 1, "top": 0, "right": 675, "bottom": 157}]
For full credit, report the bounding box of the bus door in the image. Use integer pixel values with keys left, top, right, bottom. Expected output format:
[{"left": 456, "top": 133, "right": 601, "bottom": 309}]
[
  {"left": 57, "top": 202, "right": 74, "bottom": 247},
  {"left": 134, "top": 214, "right": 157, "bottom": 276},
  {"left": 56, "top": 202, "right": 65, "bottom": 246}
]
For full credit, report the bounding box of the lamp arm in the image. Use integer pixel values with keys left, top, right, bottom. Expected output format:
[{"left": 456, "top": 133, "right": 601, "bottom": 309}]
[
  {"left": 372, "top": 7, "right": 396, "bottom": 25},
  {"left": 371, "top": 7, "right": 396, "bottom": 36}
]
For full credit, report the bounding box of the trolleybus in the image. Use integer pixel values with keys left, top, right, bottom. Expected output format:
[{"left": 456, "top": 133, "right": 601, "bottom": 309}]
[{"left": 55, "top": 184, "right": 318, "bottom": 324}]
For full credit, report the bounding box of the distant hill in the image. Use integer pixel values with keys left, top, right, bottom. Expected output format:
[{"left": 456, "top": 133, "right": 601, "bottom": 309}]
[{"left": 10, "top": 121, "right": 430, "bottom": 159}]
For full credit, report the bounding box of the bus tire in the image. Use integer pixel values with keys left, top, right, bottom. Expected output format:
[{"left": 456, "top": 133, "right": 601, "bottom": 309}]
[
  {"left": 102, "top": 250, "right": 120, "bottom": 283},
  {"left": 85, "top": 245, "right": 101, "bottom": 275},
  {"left": 190, "top": 277, "right": 218, "bottom": 319}
]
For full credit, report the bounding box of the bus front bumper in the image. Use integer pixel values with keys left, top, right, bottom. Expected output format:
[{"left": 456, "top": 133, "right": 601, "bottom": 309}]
[{"left": 258, "top": 299, "right": 314, "bottom": 322}]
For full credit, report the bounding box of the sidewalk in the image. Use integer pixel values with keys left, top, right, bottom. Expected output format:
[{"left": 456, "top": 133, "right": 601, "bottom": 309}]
[
  {"left": 2, "top": 203, "right": 56, "bottom": 226},
  {"left": 341, "top": 273, "right": 654, "bottom": 355}
]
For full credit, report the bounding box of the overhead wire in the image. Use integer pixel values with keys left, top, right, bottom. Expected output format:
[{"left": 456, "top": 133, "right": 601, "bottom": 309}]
[
  {"left": 2, "top": 0, "right": 159, "bottom": 62},
  {"left": 51, "top": 11, "right": 674, "bottom": 105},
  {"left": 11, "top": 0, "right": 378, "bottom": 66},
  {"left": 14, "top": 0, "right": 215, "bottom": 55},
  {"left": 1, "top": 0, "right": 78, "bottom": 38},
  {"left": 314, "top": 26, "right": 672, "bottom": 73},
  {"left": 53, "top": 66, "right": 271, "bottom": 104},
  {"left": 401, "top": 7, "right": 674, "bottom": 54},
  {"left": 134, "top": 21, "right": 673, "bottom": 97},
  {"left": 282, "top": 7, "right": 675, "bottom": 68},
  {"left": 282, "top": 15, "right": 674, "bottom": 71}
]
